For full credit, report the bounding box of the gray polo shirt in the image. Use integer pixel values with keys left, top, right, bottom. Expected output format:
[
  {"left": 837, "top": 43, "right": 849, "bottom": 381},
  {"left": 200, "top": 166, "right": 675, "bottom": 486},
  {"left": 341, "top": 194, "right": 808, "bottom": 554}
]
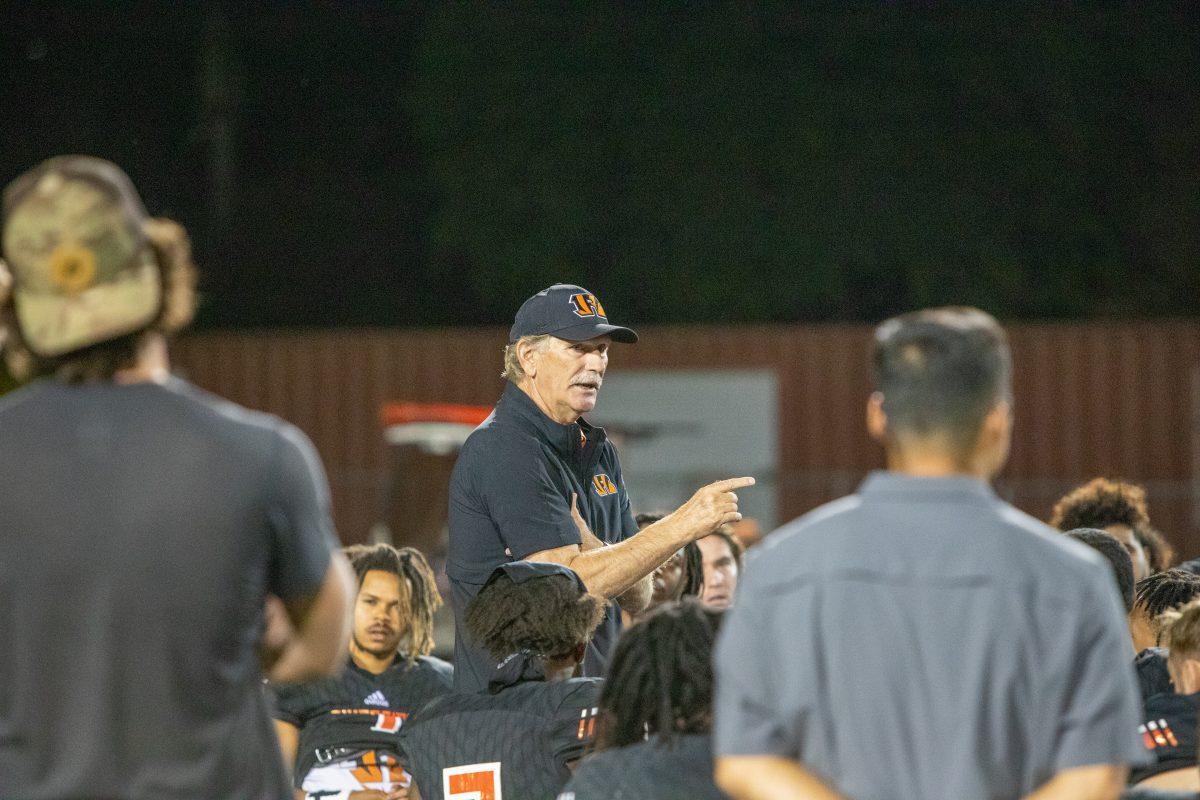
[{"left": 715, "top": 472, "right": 1148, "bottom": 800}]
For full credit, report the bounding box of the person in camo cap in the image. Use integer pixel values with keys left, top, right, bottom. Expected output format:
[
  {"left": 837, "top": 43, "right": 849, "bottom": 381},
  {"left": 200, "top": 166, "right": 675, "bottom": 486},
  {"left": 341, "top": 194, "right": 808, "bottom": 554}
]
[{"left": 0, "top": 156, "right": 355, "bottom": 800}]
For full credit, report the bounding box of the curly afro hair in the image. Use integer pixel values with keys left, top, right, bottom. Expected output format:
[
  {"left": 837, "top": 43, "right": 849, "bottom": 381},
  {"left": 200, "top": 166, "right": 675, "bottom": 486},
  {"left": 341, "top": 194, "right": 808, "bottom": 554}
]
[
  {"left": 1049, "top": 478, "right": 1150, "bottom": 532},
  {"left": 464, "top": 571, "right": 604, "bottom": 660}
]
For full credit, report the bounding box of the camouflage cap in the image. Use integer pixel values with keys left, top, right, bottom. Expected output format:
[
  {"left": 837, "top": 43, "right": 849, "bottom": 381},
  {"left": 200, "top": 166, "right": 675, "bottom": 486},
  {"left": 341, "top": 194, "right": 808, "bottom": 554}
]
[{"left": 1, "top": 156, "right": 162, "bottom": 357}]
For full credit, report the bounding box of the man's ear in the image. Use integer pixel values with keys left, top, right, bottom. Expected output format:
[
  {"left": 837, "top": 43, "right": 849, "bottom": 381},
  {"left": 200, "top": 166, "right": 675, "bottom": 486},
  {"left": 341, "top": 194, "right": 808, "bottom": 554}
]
[
  {"left": 517, "top": 339, "right": 540, "bottom": 379},
  {"left": 571, "top": 642, "right": 587, "bottom": 666},
  {"left": 866, "top": 392, "right": 888, "bottom": 443}
]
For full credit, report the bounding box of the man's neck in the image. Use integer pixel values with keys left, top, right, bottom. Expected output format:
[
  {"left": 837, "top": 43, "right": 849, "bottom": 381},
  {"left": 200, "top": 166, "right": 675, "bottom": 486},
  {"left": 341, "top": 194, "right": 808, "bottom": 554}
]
[
  {"left": 113, "top": 332, "right": 171, "bottom": 385},
  {"left": 884, "top": 441, "right": 994, "bottom": 480},
  {"left": 542, "top": 656, "right": 579, "bottom": 682},
  {"left": 516, "top": 380, "right": 580, "bottom": 426},
  {"left": 349, "top": 643, "right": 397, "bottom": 675}
]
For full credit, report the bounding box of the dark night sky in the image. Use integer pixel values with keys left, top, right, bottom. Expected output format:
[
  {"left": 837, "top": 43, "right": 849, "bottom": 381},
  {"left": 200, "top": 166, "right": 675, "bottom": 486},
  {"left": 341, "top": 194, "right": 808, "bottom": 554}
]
[{"left": 3, "top": 3, "right": 1198, "bottom": 330}]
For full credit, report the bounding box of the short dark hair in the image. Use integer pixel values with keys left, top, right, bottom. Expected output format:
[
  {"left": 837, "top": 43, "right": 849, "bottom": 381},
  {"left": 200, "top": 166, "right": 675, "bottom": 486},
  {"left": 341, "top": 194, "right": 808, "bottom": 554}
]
[
  {"left": 704, "top": 527, "right": 744, "bottom": 571},
  {"left": 1067, "top": 528, "right": 1135, "bottom": 612},
  {"left": 872, "top": 307, "right": 1011, "bottom": 452},
  {"left": 1135, "top": 570, "right": 1200, "bottom": 632},
  {"left": 595, "top": 599, "right": 723, "bottom": 750},
  {"left": 344, "top": 543, "right": 442, "bottom": 663},
  {"left": 1049, "top": 478, "right": 1150, "bottom": 532},
  {"left": 464, "top": 570, "right": 604, "bottom": 660}
]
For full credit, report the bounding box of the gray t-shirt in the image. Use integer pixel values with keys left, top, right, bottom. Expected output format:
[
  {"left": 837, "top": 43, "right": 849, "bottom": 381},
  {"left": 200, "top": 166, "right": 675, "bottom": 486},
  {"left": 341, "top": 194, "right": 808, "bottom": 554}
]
[
  {"left": 0, "top": 377, "right": 338, "bottom": 800},
  {"left": 714, "top": 472, "right": 1149, "bottom": 800}
]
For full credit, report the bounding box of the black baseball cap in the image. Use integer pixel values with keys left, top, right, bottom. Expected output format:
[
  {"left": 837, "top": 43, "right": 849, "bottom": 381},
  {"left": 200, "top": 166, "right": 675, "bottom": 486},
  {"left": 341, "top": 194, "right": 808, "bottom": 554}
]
[
  {"left": 482, "top": 561, "right": 588, "bottom": 593},
  {"left": 508, "top": 283, "right": 638, "bottom": 344}
]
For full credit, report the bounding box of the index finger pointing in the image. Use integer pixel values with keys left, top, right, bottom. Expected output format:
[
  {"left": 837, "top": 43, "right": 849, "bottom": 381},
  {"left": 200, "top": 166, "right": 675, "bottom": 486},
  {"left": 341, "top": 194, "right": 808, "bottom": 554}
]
[{"left": 710, "top": 476, "right": 755, "bottom": 491}]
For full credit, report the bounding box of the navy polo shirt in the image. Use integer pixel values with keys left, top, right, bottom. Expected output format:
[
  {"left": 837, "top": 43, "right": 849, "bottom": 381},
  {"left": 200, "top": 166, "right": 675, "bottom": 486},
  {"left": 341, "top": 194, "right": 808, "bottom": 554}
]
[{"left": 447, "top": 381, "right": 639, "bottom": 692}]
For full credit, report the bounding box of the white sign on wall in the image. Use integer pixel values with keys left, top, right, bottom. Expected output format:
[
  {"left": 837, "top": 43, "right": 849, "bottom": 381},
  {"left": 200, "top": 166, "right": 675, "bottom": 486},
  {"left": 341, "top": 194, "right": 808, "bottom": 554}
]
[{"left": 589, "top": 369, "right": 778, "bottom": 530}]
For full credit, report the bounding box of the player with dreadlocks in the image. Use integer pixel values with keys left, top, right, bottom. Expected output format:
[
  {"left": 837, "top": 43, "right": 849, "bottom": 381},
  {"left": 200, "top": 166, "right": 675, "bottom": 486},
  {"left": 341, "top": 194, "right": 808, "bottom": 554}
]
[
  {"left": 635, "top": 512, "right": 702, "bottom": 617},
  {"left": 274, "top": 544, "right": 453, "bottom": 800},
  {"left": 398, "top": 562, "right": 605, "bottom": 800},
  {"left": 558, "top": 598, "right": 727, "bottom": 800},
  {"left": 1130, "top": 569, "right": 1200, "bottom": 709}
]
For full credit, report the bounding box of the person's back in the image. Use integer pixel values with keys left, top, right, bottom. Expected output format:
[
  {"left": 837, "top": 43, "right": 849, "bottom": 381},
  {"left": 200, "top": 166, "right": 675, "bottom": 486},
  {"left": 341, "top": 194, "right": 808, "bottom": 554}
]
[
  {"left": 0, "top": 378, "right": 337, "bottom": 798},
  {"left": 715, "top": 307, "right": 1146, "bottom": 800},
  {"left": 401, "top": 677, "right": 601, "bottom": 800},
  {"left": 561, "top": 734, "right": 728, "bottom": 800},
  {"left": 0, "top": 156, "right": 353, "bottom": 800},
  {"left": 722, "top": 474, "right": 1130, "bottom": 798}
]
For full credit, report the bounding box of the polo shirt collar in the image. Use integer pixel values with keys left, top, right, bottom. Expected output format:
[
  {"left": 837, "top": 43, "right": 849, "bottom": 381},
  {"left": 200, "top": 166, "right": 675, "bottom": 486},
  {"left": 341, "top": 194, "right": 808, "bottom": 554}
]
[
  {"left": 498, "top": 381, "right": 603, "bottom": 458},
  {"left": 857, "top": 470, "right": 999, "bottom": 504}
]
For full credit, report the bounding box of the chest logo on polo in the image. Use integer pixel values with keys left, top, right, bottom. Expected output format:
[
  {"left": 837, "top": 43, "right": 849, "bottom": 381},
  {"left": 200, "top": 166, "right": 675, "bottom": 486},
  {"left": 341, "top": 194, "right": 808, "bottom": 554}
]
[
  {"left": 364, "top": 690, "right": 388, "bottom": 707},
  {"left": 569, "top": 292, "right": 607, "bottom": 319},
  {"left": 592, "top": 474, "right": 617, "bottom": 497}
]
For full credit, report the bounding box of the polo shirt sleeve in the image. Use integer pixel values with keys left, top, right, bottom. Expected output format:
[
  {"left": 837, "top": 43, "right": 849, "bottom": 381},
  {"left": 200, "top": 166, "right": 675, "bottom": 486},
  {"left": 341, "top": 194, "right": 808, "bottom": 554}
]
[
  {"left": 1051, "top": 572, "right": 1152, "bottom": 773},
  {"left": 263, "top": 423, "right": 339, "bottom": 602},
  {"left": 479, "top": 445, "right": 581, "bottom": 559},
  {"left": 713, "top": 567, "right": 801, "bottom": 758}
]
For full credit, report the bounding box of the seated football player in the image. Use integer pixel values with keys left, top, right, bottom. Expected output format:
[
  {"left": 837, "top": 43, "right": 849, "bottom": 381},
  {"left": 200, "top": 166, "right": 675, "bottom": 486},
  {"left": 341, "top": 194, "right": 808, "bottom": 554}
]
[
  {"left": 1131, "top": 597, "right": 1200, "bottom": 793},
  {"left": 398, "top": 562, "right": 605, "bottom": 800},
  {"left": 557, "top": 598, "right": 727, "bottom": 800},
  {"left": 274, "top": 544, "right": 453, "bottom": 800}
]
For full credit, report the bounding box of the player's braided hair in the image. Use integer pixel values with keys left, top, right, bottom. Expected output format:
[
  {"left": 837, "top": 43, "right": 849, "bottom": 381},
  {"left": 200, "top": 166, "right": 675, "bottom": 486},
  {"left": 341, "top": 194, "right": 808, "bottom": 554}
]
[
  {"left": 595, "top": 598, "right": 722, "bottom": 750},
  {"left": 1135, "top": 569, "right": 1200, "bottom": 645},
  {"left": 1049, "top": 478, "right": 1150, "bottom": 532},
  {"left": 344, "top": 543, "right": 441, "bottom": 664},
  {"left": 464, "top": 571, "right": 604, "bottom": 660}
]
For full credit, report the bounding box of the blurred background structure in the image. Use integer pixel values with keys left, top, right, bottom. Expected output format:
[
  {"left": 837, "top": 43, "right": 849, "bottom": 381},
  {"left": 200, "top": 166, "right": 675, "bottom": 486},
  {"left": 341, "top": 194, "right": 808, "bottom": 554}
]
[{"left": 3, "top": 5, "right": 1199, "bottom": 548}]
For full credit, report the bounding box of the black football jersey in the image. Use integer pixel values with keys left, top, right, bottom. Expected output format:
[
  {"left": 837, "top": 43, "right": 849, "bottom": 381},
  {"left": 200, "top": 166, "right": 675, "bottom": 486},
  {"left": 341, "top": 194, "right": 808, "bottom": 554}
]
[
  {"left": 1131, "top": 691, "right": 1200, "bottom": 786},
  {"left": 398, "top": 677, "right": 601, "bottom": 800},
  {"left": 273, "top": 655, "right": 454, "bottom": 785},
  {"left": 558, "top": 733, "right": 729, "bottom": 800}
]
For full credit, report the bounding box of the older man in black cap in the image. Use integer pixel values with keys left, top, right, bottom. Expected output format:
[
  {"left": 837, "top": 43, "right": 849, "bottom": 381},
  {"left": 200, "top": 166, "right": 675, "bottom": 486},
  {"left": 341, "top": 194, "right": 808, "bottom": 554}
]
[{"left": 446, "top": 283, "right": 753, "bottom": 691}]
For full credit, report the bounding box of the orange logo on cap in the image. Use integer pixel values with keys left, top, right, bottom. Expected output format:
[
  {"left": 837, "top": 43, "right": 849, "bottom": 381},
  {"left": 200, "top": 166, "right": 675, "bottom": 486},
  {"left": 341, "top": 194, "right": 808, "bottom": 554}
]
[
  {"left": 570, "top": 293, "right": 606, "bottom": 319},
  {"left": 593, "top": 474, "right": 617, "bottom": 496}
]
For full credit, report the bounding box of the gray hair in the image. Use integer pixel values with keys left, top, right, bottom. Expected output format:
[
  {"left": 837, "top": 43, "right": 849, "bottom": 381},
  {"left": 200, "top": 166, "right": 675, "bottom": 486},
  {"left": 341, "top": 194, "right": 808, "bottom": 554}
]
[{"left": 501, "top": 334, "right": 552, "bottom": 382}]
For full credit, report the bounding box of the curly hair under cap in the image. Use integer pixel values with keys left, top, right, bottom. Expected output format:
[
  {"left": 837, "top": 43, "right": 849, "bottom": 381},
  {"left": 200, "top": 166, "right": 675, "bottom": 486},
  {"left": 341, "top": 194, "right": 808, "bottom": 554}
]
[{"left": 464, "top": 570, "right": 604, "bottom": 660}]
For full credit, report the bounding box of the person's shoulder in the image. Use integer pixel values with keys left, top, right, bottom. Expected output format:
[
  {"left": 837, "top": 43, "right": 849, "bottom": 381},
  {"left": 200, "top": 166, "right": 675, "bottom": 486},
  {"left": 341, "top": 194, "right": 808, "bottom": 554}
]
[
  {"left": 457, "top": 409, "right": 542, "bottom": 468},
  {"left": 740, "top": 494, "right": 863, "bottom": 575},
  {"left": 991, "top": 501, "right": 1113, "bottom": 581},
  {"left": 549, "top": 677, "right": 602, "bottom": 711},
  {"left": 408, "top": 655, "right": 455, "bottom": 687},
  {"left": 160, "top": 378, "right": 305, "bottom": 446}
]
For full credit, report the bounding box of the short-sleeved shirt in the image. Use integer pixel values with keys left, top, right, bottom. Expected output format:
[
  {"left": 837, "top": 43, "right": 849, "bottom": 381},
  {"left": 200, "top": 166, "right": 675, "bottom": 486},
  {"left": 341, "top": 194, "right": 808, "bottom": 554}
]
[
  {"left": 714, "top": 471, "right": 1149, "bottom": 800},
  {"left": 398, "top": 677, "right": 601, "bottom": 800},
  {"left": 0, "top": 377, "right": 338, "bottom": 800},
  {"left": 272, "top": 654, "right": 454, "bottom": 786},
  {"left": 558, "top": 733, "right": 730, "bottom": 800},
  {"left": 447, "top": 382, "right": 638, "bottom": 691},
  {"left": 1131, "top": 691, "right": 1200, "bottom": 785}
]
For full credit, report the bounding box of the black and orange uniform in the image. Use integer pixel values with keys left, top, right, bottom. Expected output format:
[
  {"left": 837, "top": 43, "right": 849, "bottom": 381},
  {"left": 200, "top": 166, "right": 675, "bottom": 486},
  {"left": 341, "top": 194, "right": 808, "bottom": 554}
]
[
  {"left": 398, "top": 660, "right": 600, "bottom": 800},
  {"left": 559, "top": 734, "right": 730, "bottom": 800},
  {"left": 273, "top": 655, "right": 453, "bottom": 793},
  {"left": 1131, "top": 691, "right": 1200, "bottom": 787}
]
